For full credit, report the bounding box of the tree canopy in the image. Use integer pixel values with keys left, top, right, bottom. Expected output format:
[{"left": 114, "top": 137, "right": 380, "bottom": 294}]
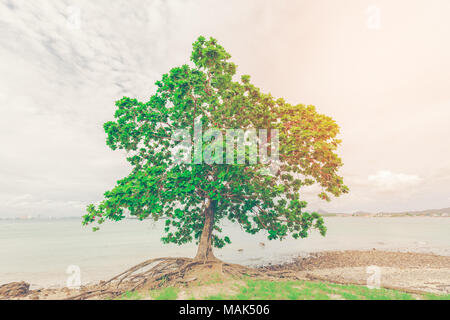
[{"left": 82, "top": 36, "right": 348, "bottom": 260}]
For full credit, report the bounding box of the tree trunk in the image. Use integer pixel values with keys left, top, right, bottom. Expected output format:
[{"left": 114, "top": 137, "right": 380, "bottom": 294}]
[{"left": 194, "top": 198, "right": 217, "bottom": 262}]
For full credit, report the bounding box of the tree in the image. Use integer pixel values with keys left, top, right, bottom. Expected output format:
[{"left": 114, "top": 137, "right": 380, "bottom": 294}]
[{"left": 83, "top": 36, "right": 348, "bottom": 262}]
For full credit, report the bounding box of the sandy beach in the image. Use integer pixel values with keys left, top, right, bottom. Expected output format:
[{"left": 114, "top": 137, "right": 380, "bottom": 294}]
[
  {"left": 266, "top": 250, "right": 450, "bottom": 295},
  {"left": 1, "top": 249, "right": 449, "bottom": 299}
]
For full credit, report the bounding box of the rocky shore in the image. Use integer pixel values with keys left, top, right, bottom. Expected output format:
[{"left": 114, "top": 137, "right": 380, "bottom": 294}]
[{"left": 1, "top": 250, "right": 449, "bottom": 299}]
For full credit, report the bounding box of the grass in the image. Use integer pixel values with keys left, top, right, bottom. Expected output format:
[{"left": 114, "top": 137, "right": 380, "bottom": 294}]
[
  {"left": 116, "top": 278, "right": 450, "bottom": 300},
  {"left": 116, "top": 287, "right": 179, "bottom": 300},
  {"left": 202, "top": 279, "right": 449, "bottom": 300},
  {"left": 150, "top": 287, "right": 179, "bottom": 300},
  {"left": 116, "top": 290, "right": 142, "bottom": 300}
]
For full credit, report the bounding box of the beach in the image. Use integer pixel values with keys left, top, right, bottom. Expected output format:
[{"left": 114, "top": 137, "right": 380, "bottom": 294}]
[
  {"left": 265, "top": 250, "right": 450, "bottom": 294},
  {"left": 1, "top": 249, "right": 449, "bottom": 299},
  {"left": 0, "top": 216, "right": 449, "bottom": 292}
]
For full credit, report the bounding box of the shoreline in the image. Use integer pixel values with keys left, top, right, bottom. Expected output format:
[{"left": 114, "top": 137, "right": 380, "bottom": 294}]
[
  {"left": 1, "top": 214, "right": 449, "bottom": 221},
  {"left": 1, "top": 249, "right": 449, "bottom": 299},
  {"left": 3, "top": 245, "right": 449, "bottom": 290},
  {"left": 263, "top": 250, "right": 450, "bottom": 295},
  {"left": 1, "top": 217, "right": 449, "bottom": 295}
]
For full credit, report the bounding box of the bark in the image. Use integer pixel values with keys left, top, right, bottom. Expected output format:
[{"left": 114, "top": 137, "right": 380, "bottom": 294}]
[{"left": 194, "top": 198, "right": 218, "bottom": 261}]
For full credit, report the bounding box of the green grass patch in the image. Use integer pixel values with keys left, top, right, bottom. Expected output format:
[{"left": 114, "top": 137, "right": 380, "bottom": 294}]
[
  {"left": 422, "top": 292, "right": 450, "bottom": 300},
  {"left": 203, "top": 279, "right": 449, "bottom": 300},
  {"left": 116, "top": 290, "right": 142, "bottom": 300},
  {"left": 117, "top": 279, "right": 450, "bottom": 301},
  {"left": 149, "top": 286, "right": 179, "bottom": 300}
]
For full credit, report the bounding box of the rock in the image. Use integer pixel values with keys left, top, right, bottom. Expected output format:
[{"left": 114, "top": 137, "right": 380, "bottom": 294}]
[{"left": 0, "top": 281, "right": 30, "bottom": 297}]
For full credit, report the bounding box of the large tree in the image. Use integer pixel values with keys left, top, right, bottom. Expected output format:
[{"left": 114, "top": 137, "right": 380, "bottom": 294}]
[{"left": 83, "top": 36, "right": 348, "bottom": 261}]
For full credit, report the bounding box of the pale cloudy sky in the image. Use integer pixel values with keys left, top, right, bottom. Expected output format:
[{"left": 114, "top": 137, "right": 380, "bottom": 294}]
[{"left": 1, "top": 0, "right": 449, "bottom": 217}]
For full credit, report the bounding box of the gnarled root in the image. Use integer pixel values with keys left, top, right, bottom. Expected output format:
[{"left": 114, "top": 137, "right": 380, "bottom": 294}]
[{"left": 67, "top": 257, "right": 301, "bottom": 300}]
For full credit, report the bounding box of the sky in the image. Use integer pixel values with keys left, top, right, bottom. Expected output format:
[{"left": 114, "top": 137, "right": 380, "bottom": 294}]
[{"left": 1, "top": 0, "right": 449, "bottom": 217}]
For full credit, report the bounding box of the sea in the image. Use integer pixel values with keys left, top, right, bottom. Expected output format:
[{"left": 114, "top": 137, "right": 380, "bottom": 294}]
[{"left": 0, "top": 217, "right": 448, "bottom": 288}]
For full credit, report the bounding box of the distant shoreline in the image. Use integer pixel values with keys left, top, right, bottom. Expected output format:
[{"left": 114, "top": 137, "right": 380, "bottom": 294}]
[
  {"left": 1, "top": 213, "right": 449, "bottom": 221},
  {"left": 321, "top": 213, "right": 450, "bottom": 217}
]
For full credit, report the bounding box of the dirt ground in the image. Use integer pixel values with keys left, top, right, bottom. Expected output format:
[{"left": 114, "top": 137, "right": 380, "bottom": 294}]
[
  {"left": 1, "top": 250, "right": 449, "bottom": 299},
  {"left": 266, "top": 250, "right": 450, "bottom": 294}
]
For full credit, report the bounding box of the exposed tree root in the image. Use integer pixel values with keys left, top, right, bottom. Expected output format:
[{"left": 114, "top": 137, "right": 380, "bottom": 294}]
[{"left": 66, "top": 257, "right": 303, "bottom": 300}]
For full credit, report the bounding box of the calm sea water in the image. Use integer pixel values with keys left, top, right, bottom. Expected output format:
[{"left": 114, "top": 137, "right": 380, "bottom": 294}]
[{"left": 0, "top": 217, "right": 449, "bottom": 288}]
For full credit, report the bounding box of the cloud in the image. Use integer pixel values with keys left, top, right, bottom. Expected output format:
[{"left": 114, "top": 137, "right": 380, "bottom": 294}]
[
  {"left": 1, "top": 0, "right": 450, "bottom": 216},
  {"left": 368, "top": 170, "right": 422, "bottom": 191},
  {"left": 0, "top": 194, "right": 85, "bottom": 217}
]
